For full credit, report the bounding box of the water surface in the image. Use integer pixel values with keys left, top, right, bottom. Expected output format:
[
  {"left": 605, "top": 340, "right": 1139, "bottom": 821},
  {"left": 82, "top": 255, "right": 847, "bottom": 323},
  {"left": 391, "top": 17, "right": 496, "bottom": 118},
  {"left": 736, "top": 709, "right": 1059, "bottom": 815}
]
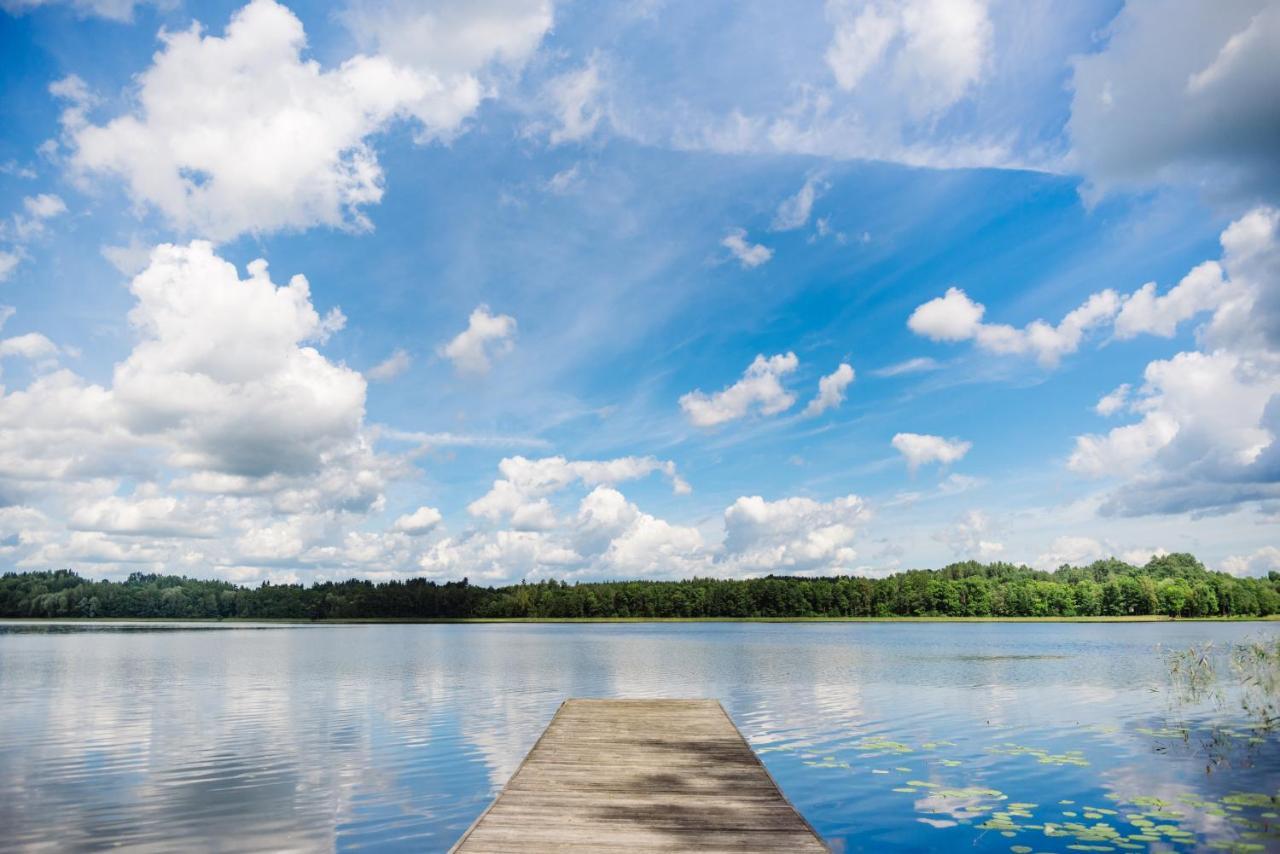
[{"left": 1, "top": 621, "right": 1277, "bottom": 851}]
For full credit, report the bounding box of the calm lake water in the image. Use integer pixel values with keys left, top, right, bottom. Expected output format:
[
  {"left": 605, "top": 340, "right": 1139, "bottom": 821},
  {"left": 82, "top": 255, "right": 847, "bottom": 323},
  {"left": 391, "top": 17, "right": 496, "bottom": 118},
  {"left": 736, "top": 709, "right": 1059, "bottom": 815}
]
[{"left": 1, "top": 621, "right": 1277, "bottom": 852}]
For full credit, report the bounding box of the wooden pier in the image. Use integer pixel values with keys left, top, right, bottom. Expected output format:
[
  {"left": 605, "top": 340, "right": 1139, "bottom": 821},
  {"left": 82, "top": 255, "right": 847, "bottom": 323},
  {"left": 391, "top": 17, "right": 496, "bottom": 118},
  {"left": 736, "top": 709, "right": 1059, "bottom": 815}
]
[{"left": 451, "top": 698, "right": 827, "bottom": 853}]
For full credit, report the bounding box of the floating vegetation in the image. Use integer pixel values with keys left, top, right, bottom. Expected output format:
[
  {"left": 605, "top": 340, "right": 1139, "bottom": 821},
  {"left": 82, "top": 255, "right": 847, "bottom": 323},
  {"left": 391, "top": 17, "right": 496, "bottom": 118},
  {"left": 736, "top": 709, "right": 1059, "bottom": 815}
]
[
  {"left": 987, "top": 742, "right": 1091, "bottom": 766},
  {"left": 802, "top": 758, "right": 849, "bottom": 769},
  {"left": 854, "top": 737, "right": 914, "bottom": 754},
  {"left": 1221, "top": 792, "right": 1277, "bottom": 808},
  {"left": 819, "top": 669, "right": 1278, "bottom": 854},
  {"left": 880, "top": 754, "right": 1280, "bottom": 853}
]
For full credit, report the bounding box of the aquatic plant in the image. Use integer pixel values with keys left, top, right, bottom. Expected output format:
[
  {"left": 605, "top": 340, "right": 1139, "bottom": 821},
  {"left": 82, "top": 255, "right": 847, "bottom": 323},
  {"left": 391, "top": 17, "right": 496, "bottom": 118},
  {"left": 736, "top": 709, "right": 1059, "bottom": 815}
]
[{"left": 1164, "top": 636, "right": 1280, "bottom": 731}]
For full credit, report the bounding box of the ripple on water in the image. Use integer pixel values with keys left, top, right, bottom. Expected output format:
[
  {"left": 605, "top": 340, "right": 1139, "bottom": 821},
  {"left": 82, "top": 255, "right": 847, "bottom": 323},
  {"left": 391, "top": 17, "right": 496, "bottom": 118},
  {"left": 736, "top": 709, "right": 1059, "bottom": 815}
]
[{"left": 0, "top": 620, "right": 1276, "bottom": 852}]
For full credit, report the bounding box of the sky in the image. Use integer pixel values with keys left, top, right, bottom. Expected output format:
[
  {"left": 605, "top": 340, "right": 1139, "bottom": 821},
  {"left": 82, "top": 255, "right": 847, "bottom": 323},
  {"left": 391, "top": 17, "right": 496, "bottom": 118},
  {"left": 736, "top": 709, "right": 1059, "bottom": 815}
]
[{"left": 0, "top": 0, "right": 1277, "bottom": 585}]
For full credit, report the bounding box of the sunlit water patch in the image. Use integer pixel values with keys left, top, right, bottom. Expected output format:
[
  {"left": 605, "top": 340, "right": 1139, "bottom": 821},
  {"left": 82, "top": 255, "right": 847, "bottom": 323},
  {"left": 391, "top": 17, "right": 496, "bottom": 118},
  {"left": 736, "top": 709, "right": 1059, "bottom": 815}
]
[{"left": 0, "top": 621, "right": 1276, "bottom": 852}]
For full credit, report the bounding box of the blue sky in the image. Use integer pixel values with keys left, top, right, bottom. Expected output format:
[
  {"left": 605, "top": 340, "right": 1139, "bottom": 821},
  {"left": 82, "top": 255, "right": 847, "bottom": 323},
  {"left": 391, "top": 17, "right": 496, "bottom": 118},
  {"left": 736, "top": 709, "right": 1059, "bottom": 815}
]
[{"left": 0, "top": 0, "right": 1277, "bottom": 583}]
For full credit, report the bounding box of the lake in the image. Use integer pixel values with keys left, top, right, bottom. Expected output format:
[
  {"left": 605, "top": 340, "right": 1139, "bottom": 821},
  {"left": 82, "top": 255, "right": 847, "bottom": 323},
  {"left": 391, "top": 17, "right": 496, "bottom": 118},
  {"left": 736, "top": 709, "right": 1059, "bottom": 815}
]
[{"left": 1, "top": 621, "right": 1277, "bottom": 852}]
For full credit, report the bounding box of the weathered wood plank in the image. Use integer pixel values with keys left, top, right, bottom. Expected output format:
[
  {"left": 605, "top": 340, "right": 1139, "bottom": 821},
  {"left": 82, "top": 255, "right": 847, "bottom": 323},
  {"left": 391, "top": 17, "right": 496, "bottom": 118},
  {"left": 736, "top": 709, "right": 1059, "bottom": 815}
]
[{"left": 450, "top": 699, "right": 827, "bottom": 853}]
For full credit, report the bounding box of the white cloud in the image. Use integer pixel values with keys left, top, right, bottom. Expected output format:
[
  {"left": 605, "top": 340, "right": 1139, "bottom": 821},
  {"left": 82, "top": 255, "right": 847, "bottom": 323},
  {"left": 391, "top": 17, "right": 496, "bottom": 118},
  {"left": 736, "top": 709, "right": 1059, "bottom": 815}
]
[
  {"left": 871, "top": 356, "right": 941, "bottom": 377},
  {"left": 1068, "top": 207, "right": 1280, "bottom": 516},
  {"left": 545, "top": 164, "right": 581, "bottom": 194},
  {"left": 1036, "top": 535, "right": 1105, "bottom": 570},
  {"left": 722, "top": 494, "right": 869, "bottom": 575},
  {"left": 680, "top": 352, "right": 798, "bottom": 427},
  {"left": 721, "top": 228, "right": 773, "bottom": 269},
  {"left": 0, "top": 193, "right": 67, "bottom": 280},
  {"left": 0, "top": 332, "right": 59, "bottom": 360},
  {"left": 1122, "top": 546, "right": 1168, "bottom": 567},
  {"left": 543, "top": 54, "right": 605, "bottom": 145},
  {"left": 907, "top": 286, "right": 985, "bottom": 341},
  {"left": 467, "top": 454, "right": 688, "bottom": 530},
  {"left": 803, "top": 362, "right": 854, "bottom": 417},
  {"left": 429, "top": 484, "right": 871, "bottom": 584},
  {"left": 1221, "top": 546, "right": 1280, "bottom": 578},
  {"left": 908, "top": 286, "right": 1120, "bottom": 367},
  {"left": 114, "top": 241, "right": 360, "bottom": 478},
  {"left": 825, "top": 0, "right": 992, "bottom": 118},
  {"left": 17, "top": 193, "right": 66, "bottom": 231},
  {"left": 1114, "top": 261, "right": 1229, "bottom": 339},
  {"left": 578, "top": 487, "right": 706, "bottom": 577},
  {"left": 419, "top": 529, "right": 580, "bottom": 582},
  {"left": 366, "top": 348, "right": 411, "bottom": 382},
  {"left": 69, "top": 494, "right": 217, "bottom": 539},
  {"left": 1095, "top": 384, "right": 1130, "bottom": 416},
  {"left": 59, "top": 0, "right": 554, "bottom": 241},
  {"left": 0, "top": 0, "right": 154, "bottom": 22},
  {"left": 0, "top": 240, "right": 416, "bottom": 579},
  {"left": 892, "top": 432, "right": 971, "bottom": 472},
  {"left": 1069, "top": 0, "right": 1280, "bottom": 202},
  {"left": 440, "top": 305, "right": 516, "bottom": 375},
  {"left": 100, "top": 238, "right": 154, "bottom": 277},
  {"left": 771, "top": 174, "right": 827, "bottom": 231},
  {"left": 341, "top": 0, "right": 552, "bottom": 89},
  {"left": 392, "top": 505, "right": 443, "bottom": 535},
  {"left": 934, "top": 509, "right": 1004, "bottom": 560}
]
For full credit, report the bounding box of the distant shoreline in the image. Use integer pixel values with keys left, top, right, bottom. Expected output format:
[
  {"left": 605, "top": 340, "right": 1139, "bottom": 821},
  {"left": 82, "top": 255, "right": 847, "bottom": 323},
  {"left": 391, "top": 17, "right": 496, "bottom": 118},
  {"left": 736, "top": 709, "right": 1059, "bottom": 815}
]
[{"left": 4, "top": 615, "right": 1278, "bottom": 625}]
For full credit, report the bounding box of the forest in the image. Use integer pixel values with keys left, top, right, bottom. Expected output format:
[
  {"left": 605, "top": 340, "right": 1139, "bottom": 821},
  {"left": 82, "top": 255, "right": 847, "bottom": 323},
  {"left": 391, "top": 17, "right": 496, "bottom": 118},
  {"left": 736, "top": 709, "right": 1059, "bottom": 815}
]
[{"left": 2, "top": 553, "right": 1278, "bottom": 620}]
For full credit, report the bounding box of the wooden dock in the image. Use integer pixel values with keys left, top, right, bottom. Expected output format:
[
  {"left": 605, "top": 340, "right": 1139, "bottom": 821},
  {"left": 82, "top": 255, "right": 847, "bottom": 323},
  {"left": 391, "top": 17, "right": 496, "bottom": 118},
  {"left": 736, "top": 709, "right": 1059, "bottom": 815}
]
[{"left": 451, "top": 698, "right": 827, "bottom": 853}]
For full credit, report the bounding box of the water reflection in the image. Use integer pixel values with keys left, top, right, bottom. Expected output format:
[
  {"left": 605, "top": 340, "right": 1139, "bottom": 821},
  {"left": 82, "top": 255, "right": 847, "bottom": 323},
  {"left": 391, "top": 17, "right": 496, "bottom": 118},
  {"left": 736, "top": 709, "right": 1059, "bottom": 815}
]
[{"left": 0, "top": 621, "right": 1276, "bottom": 852}]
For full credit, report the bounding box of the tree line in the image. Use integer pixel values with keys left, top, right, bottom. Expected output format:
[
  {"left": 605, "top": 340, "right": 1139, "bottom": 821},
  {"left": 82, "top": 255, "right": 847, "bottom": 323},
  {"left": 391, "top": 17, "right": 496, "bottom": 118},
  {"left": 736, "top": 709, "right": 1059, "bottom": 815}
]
[{"left": 3, "top": 553, "right": 1278, "bottom": 621}]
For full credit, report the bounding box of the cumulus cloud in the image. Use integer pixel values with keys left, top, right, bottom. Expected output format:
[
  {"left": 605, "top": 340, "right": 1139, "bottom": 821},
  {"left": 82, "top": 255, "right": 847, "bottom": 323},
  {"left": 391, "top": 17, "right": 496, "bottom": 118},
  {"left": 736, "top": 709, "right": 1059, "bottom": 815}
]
[
  {"left": 437, "top": 486, "right": 870, "bottom": 583},
  {"left": 1069, "top": 207, "right": 1280, "bottom": 516},
  {"left": 366, "top": 348, "right": 411, "bottom": 382},
  {"left": 392, "top": 505, "right": 443, "bottom": 535},
  {"left": 341, "top": 0, "right": 552, "bottom": 85},
  {"left": 440, "top": 305, "right": 516, "bottom": 375},
  {"left": 772, "top": 174, "right": 827, "bottom": 231},
  {"left": 577, "top": 487, "right": 706, "bottom": 577},
  {"left": 892, "top": 432, "right": 971, "bottom": 472},
  {"left": 908, "top": 286, "right": 1120, "bottom": 367},
  {"left": 722, "top": 494, "right": 869, "bottom": 575},
  {"left": 115, "top": 242, "right": 359, "bottom": 478},
  {"left": 58, "top": 0, "right": 554, "bottom": 241},
  {"left": 1095, "top": 384, "right": 1130, "bottom": 416},
  {"left": 0, "top": 331, "right": 59, "bottom": 361},
  {"left": 1113, "top": 261, "right": 1230, "bottom": 339},
  {"left": 680, "top": 352, "right": 798, "bottom": 427},
  {"left": 467, "top": 454, "right": 689, "bottom": 530},
  {"left": 1036, "top": 535, "right": 1105, "bottom": 570},
  {"left": 803, "top": 362, "right": 854, "bottom": 417},
  {"left": 934, "top": 509, "right": 1004, "bottom": 560},
  {"left": 1069, "top": 0, "right": 1280, "bottom": 202},
  {"left": 907, "top": 286, "right": 985, "bottom": 341},
  {"left": 1221, "top": 546, "right": 1280, "bottom": 578},
  {"left": 721, "top": 228, "right": 773, "bottom": 269},
  {"left": 825, "top": 0, "right": 992, "bottom": 118},
  {"left": 0, "top": 240, "right": 412, "bottom": 579}
]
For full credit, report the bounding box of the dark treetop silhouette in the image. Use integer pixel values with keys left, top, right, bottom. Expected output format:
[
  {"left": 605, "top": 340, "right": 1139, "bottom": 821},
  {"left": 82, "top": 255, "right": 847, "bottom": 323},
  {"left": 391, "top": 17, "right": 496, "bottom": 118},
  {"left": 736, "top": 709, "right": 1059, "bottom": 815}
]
[{"left": 4, "top": 553, "right": 1278, "bottom": 620}]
